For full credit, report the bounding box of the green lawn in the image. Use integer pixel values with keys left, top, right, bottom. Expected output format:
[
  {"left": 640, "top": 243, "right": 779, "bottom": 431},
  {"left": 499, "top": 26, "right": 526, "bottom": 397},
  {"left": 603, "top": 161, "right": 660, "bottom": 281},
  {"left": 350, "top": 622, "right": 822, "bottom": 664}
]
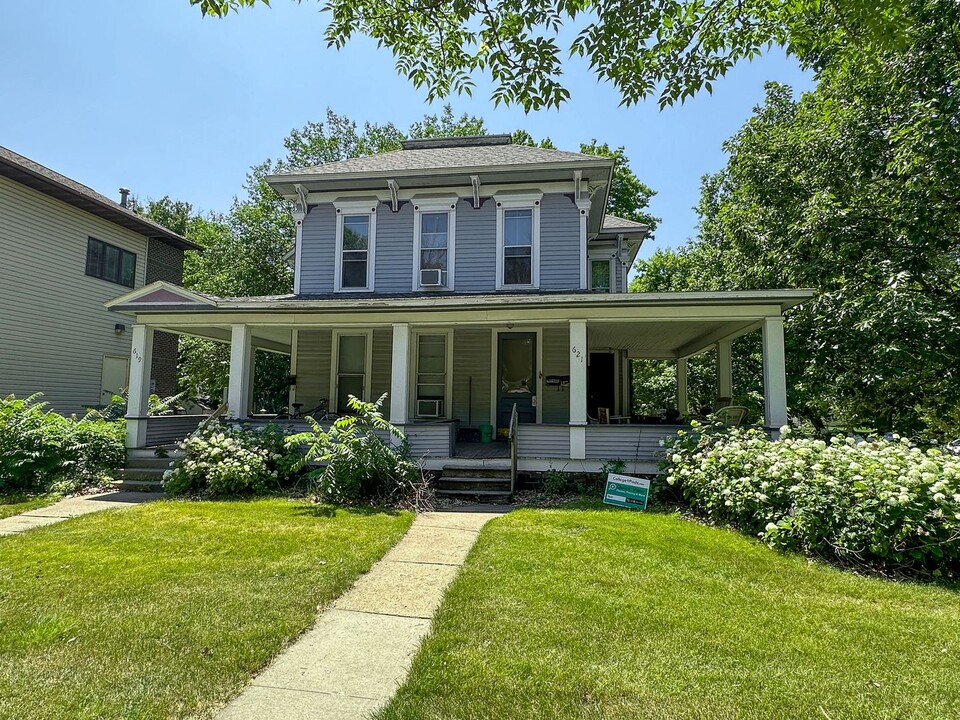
[
  {"left": 0, "top": 492, "right": 60, "bottom": 520},
  {"left": 379, "top": 505, "right": 960, "bottom": 720},
  {"left": 0, "top": 498, "right": 412, "bottom": 720}
]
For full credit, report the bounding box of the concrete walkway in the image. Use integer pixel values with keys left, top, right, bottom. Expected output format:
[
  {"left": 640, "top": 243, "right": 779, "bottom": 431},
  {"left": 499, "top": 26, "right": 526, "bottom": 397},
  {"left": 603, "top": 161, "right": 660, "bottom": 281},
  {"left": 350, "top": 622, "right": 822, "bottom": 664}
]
[
  {"left": 217, "top": 505, "right": 508, "bottom": 720},
  {"left": 0, "top": 491, "right": 158, "bottom": 535}
]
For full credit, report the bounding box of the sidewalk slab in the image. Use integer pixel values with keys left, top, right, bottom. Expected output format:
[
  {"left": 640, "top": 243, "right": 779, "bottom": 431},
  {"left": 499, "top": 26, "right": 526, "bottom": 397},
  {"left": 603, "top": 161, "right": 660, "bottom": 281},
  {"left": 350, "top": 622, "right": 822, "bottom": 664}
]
[
  {"left": 251, "top": 609, "right": 430, "bottom": 699},
  {"left": 334, "top": 560, "right": 460, "bottom": 618},
  {"left": 0, "top": 491, "right": 158, "bottom": 536},
  {"left": 215, "top": 506, "right": 509, "bottom": 720}
]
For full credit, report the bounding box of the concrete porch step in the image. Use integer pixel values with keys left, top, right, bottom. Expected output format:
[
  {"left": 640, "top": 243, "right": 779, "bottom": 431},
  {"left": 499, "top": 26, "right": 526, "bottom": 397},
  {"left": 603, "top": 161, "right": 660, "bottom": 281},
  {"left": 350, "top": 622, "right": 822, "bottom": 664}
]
[
  {"left": 110, "top": 478, "right": 165, "bottom": 492},
  {"left": 434, "top": 477, "right": 512, "bottom": 492},
  {"left": 440, "top": 465, "right": 512, "bottom": 479},
  {"left": 123, "top": 456, "right": 177, "bottom": 470},
  {"left": 434, "top": 488, "right": 513, "bottom": 504}
]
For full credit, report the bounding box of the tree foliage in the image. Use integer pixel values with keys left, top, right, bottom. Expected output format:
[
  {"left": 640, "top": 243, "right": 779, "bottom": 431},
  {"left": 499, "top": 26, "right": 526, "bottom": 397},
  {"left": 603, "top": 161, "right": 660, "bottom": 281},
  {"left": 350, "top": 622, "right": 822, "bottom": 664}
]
[
  {"left": 189, "top": 0, "right": 910, "bottom": 110},
  {"left": 632, "top": 0, "right": 960, "bottom": 438}
]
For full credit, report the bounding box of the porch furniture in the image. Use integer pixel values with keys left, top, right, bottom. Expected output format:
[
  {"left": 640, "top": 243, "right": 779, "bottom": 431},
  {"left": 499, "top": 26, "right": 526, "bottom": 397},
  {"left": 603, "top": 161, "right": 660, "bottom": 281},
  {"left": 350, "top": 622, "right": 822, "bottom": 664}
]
[
  {"left": 714, "top": 405, "right": 748, "bottom": 427},
  {"left": 598, "top": 407, "right": 630, "bottom": 424}
]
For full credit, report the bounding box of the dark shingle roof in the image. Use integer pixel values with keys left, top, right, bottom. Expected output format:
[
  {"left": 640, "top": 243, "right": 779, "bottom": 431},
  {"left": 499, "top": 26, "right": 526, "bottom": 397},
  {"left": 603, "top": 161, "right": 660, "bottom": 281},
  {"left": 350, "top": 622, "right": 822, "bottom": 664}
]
[
  {"left": 0, "top": 145, "right": 198, "bottom": 250},
  {"left": 273, "top": 137, "right": 612, "bottom": 179}
]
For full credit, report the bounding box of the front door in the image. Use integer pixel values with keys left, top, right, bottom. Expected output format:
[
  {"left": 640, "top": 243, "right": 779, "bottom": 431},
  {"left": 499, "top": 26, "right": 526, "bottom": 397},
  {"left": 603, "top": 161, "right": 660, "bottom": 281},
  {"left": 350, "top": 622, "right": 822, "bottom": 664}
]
[
  {"left": 588, "top": 352, "right": 616, "bottom": 419},
  {"left": 498, "top": 332, "right": 537, "bottom": 430}
]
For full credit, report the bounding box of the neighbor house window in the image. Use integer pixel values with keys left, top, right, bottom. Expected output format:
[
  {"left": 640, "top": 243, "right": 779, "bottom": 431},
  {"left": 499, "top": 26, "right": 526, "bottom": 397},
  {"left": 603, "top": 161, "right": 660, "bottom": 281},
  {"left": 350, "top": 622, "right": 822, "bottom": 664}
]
[
  {"left": 496, "top": 195, "right": 541, "bottom": 289},
  {"left": 85, "top": 237, "right": 136, "bottom": 288},
  {"left": 413, "top": 202, "right": 456, "bottom": 289},
  {"left": 415, "top": 333, "right": 449, "bottom": 418},
  {"left": 591, "top": 259, "right": 612, "bottom": 292},
  {"left": 334, "top": 202, "right": 377, "bottom": 291}
]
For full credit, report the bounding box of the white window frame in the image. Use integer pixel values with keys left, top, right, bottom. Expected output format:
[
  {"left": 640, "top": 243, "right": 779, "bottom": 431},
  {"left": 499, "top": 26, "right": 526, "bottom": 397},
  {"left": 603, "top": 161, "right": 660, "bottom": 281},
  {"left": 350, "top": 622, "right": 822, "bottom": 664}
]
[
  {"left": 333, "top": 200, "right": 378, "bottom": 292},
  {"left": 410, "top": 329, "right": 454, "bottom": 419},
  {"left": 495, "top": 192, "right": 542, "bottom": 290},
  {"left": 329, "top": 329, "right": 374, "bottom": 413},
  {"left": 412, "top": 198, "right": 457, "bottom": 291},
  {"left": 589, "top": 256, "right": 615, "bottom": 293}
]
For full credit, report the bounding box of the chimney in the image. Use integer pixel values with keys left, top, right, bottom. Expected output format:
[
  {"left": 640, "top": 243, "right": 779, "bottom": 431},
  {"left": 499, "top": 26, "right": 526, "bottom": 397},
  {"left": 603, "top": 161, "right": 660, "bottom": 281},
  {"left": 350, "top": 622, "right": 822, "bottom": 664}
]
[{"left": 119, "top": 187, "right": 130, "bottom": 208}]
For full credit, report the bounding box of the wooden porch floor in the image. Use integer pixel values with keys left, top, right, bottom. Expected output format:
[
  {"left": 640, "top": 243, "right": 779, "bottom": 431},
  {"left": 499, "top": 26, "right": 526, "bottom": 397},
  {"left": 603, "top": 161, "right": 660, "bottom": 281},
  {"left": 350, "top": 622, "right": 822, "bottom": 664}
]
[{"left": 453, "top": 440, "right": 511, "bottom": 459}]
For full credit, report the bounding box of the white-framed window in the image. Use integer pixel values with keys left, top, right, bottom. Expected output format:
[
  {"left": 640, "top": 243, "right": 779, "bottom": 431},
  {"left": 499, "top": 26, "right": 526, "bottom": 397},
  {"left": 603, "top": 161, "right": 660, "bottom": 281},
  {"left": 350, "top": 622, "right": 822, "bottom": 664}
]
[
  {"left": 330, "top": 329, "right": 373, "bottom": 414},
  {"left": 495, "top": 193, "right": 541, "bottom": 289},
  {"left": 590, "top": 258, "right": 614, "bottom": 292},
  {"left": 413, "top": 199, "right": 457, "bottom": 290},
  {"left": 334, "top": 200, "right": 378, "bottom": 292},
  {"left": 412, "top": 330, "right": 453, "bottom": 419}
]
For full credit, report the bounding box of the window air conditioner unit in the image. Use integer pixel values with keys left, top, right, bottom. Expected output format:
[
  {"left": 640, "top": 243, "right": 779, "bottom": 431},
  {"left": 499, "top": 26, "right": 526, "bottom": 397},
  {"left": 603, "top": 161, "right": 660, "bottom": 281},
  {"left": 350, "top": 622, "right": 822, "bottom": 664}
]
[
  {"left": 420, "top": 268, "right": 443, "bottom": 287},
  {"left": 417, "top": 399, "right": 443, "bottom": 418}
]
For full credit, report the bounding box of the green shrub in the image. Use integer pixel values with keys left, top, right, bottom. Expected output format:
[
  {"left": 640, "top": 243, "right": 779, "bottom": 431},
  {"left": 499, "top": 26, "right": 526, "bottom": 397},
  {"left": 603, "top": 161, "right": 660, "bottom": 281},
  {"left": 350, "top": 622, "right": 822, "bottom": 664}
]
[
  {"left": 0, "top": 394, "right": 125, "bottom": 493},
  {"left": 543, "top": 469, "right": 569, "bottom": 495},
  {"left": 163, "top": 422, "right": 301, "bottom": 497},
  {"left": 662, "top": 423, "right": 960, "bottom": 577},
  {"left": 286, "top": 394, "right": 426, "bottom": 506}
]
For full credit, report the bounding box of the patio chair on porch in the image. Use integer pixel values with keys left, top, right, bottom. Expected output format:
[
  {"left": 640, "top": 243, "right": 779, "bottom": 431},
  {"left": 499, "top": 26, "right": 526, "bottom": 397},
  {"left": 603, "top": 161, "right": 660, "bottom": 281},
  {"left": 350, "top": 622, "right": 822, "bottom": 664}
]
[
  {"left": 597, "top": 407, "right": 630, "bottom": 424},
  {"left": 714, "top": 405, "right": 748, "bottom": 427}
]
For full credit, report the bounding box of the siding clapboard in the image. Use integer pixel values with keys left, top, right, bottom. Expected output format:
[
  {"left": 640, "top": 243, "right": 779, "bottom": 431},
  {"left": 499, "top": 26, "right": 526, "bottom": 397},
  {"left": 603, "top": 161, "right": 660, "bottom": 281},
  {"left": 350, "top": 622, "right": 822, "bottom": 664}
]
[
  {"left": 538, "top": 193, "right": 581, "bottom": 290},
  {"left": 0, "top": 175, "right": 149, "bottom": 414},
  {"left": 517, "top": 425, "right": 570, "bottom": 457},
  {"left": 540, "top": 326, "right": 569, "bottom": 424},
  {"left": 583, "top": 425, "right": 681, "bottom": 461},
  {"left": 452, "top": 326, "right": 491, "bottom": 426}
]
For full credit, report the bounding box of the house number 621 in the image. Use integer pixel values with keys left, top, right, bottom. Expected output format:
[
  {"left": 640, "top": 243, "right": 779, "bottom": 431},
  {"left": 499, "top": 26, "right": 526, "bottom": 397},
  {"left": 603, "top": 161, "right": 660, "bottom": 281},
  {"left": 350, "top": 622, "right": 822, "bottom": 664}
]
[{"left": 571, "top": 346, "right": 583, "bottom": 362}]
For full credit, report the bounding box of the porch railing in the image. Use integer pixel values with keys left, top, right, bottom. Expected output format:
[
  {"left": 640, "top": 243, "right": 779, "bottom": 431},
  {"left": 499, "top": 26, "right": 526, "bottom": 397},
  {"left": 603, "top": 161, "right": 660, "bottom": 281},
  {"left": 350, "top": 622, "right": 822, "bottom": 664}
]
[{"left": 508, "top": 403, "right": 519, "bottom": 496}]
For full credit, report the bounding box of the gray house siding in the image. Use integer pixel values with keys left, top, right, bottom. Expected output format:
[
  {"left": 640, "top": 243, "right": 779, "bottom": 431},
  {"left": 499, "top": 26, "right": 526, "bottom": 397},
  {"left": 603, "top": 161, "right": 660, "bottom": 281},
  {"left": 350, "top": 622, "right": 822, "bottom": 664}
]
[
  {"left": 452, "top": 326, "right": 491, "bottom": 426},
  {"left": 453, "top": 198, "right": 498, "bottom": 293},
  {"left": 540, "top": 326, "right": 570, "bottom": 424},
  {"left": 0, "top": 175, "right": 148, "bottom": 414},
  {"left": 538, "top": 193, "right": 582, "bottom": 291},
  {"left": 297, "top": 193, "right": 584, "bottom": 295},
  {"left": 375, "top": 203, "right": 414, "bottom": 291},
  {"left": 298, "top": 203, "right": 337, "bottom": 294}
]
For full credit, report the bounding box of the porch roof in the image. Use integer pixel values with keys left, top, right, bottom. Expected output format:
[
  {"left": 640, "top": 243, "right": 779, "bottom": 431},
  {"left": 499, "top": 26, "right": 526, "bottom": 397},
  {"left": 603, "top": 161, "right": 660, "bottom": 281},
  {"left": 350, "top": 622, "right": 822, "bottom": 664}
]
[{"left": 107, "top": 282, "right": 813, "bottom": 360}]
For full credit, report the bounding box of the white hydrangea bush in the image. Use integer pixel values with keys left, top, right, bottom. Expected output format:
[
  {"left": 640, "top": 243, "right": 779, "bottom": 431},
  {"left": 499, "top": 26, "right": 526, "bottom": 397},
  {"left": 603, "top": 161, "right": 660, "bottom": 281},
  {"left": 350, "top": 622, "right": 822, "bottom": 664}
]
[
  {"left": 163, "top": 422, "right": 301, "bottom": 497},
  {"left": 662, "top": 423, "right": 960, "bottom": 577}
]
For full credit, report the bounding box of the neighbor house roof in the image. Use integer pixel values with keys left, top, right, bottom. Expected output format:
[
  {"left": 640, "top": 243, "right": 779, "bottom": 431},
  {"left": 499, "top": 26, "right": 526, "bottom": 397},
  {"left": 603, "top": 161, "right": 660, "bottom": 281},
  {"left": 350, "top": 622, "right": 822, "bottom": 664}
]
[{"left": 0, "top": 145, "right": 199, "bottom": 251}]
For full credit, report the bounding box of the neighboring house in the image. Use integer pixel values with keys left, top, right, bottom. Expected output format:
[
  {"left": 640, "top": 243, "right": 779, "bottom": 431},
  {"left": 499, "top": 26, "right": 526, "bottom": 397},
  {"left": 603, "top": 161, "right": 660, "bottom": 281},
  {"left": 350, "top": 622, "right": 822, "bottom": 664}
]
[
  {"left": 108, "top": 135, "right": 811, "bottom": 470},
  {"left": 0, "top": 145, "right": 197, "bottom": 414}
]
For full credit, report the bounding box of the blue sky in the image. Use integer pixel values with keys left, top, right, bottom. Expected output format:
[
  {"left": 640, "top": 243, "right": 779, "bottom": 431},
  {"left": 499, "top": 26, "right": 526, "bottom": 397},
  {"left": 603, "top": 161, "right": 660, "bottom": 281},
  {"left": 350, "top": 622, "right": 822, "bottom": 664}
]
[{"left": 0, "top": 1, "right": 814, "bottom": 257}]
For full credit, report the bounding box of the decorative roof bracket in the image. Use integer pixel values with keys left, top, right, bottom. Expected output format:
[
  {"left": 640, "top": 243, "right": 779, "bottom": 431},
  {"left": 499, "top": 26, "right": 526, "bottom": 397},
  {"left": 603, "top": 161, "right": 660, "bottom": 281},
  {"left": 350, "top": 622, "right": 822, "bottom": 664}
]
[
  {"left": 573, "top": 170, "right": 582, "bottom": 201},
  {"left": 387, "top": 179, "right": 400, "bottom": 212},
  {"left": 470, "top": 175, "right": 481, "bottom": 208},
  {"left": 293, "top": 184, "right": 309, "bottom": 219}
]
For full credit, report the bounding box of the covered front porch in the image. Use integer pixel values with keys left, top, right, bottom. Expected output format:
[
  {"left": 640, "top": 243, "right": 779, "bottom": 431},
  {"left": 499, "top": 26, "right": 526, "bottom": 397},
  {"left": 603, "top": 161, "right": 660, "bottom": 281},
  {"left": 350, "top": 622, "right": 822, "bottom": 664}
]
[{"left": 110, "top": 283, "right": 812, "bottom": 472}]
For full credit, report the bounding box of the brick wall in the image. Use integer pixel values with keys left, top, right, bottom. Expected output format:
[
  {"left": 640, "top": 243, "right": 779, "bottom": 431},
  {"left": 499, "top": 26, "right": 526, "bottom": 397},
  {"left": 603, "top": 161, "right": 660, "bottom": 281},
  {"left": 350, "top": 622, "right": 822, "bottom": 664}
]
[{"left": 145, "top": 239, "right": 185, "bottom": 398}]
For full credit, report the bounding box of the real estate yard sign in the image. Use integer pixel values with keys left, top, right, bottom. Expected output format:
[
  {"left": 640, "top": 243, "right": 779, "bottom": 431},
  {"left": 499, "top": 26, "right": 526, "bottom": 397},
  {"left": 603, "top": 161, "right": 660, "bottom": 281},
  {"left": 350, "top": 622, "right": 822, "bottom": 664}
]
[{"left": 603, "top": 474, "right": 650, "bottom": 510}]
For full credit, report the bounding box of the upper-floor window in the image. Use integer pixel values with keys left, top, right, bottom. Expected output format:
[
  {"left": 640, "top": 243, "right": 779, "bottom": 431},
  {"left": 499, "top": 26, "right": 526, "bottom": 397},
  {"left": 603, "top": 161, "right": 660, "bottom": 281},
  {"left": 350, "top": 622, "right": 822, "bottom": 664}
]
[
  {"left": 496, "top": 194, "right": 541, "bottom": 290},
  {"left": 334, "top": 201, "right": 377, "bottom": 291},
  {"left": 85, "top": 237, "right": 136, "bottom": 288},
  {"left": 591, "top": 258, "right": 612, "bottom": 292},
  {"left": 413, "top": 199, "right": 457, "bottom": 290}
]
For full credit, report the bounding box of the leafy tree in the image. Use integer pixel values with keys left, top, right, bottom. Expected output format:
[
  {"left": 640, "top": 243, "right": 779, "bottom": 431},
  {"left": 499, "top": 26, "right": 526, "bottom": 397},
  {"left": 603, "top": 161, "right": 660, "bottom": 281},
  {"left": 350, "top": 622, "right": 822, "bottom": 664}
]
[
  {"left": 188, "top": 0, "right": 911, "bottom": 110},
  {"left": 632, "top": 0, "right": 960, "bottom": 438},
  {"left": 579, "top": 141, "right": 659, "bottom": 229}
]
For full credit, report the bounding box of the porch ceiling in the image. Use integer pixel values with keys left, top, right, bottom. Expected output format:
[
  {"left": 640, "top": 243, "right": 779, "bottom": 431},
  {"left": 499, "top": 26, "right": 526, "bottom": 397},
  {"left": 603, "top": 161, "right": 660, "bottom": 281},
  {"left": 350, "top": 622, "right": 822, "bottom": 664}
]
[
  {"left": 158, "top": 325, "right": 292, "bottom": 355},
  {"left": 590, "top": 319, "right": 760, "bottom": 359}
]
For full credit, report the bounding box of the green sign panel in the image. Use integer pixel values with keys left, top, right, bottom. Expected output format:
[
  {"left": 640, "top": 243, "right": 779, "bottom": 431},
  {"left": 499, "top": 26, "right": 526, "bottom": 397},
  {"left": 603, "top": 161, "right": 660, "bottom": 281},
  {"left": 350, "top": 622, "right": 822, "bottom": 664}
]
[{"left": 603, "top": 473, "right": 650, "bottom": 510}]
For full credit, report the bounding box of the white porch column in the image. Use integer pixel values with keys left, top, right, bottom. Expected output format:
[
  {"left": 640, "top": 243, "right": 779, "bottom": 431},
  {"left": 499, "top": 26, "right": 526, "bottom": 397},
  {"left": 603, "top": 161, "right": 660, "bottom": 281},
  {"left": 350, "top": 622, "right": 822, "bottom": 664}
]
[
  {"left": 125, "top": 324, "right": 154, "bottom": 449},
  {"left": 390, "top": 323, "right": 411, "bottom": 427},
  {"left": 762, "top": 316, "right": 788, "bottom": 432},
  {"left": 716, "top": 339, "right": 733, "bottom": 403},
  {"left": 577, "top": 199, "right": 591, "bottom": 290},
  {"left": 569, "top": 319, "right": 588, "bottom": 459},
  {"left": 676, "top": 358, "right": 688, "bottom": 417},
  {"left": 227, "top": 323, "right": 252, "bottom": 419}
]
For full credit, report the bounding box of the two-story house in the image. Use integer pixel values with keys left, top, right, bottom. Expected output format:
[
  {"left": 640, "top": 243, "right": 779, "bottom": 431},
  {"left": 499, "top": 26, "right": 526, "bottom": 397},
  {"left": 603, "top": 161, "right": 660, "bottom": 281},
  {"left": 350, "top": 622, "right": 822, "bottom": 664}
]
[
  {"left": 107, "top": 135, "right": 810, "bottom": 471},
  {"left": 0, "top": 145, "right": 197, "bottom": 414}
]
